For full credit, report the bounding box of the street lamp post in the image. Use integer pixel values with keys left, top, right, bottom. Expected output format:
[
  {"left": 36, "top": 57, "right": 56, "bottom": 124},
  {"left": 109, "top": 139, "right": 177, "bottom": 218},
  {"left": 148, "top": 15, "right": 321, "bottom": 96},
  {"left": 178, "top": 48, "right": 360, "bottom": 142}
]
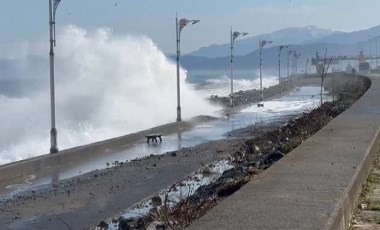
[
  {"left": 278, "top": 45, "right": 287, "bottom": 93},
  {"left": 287, "top": 50, "right": 294, "bottom": 85},
  {"left": 294, "top": 53, "right": 298, "bottom": 75},
  {"left": 376, "top": 38, "right": 378, "bottom": 68},
  {"left": 49, "top": 0, "right": 62, "bottom": 154},
  {"left": 258, "top": 40, "right": 273, "bottom": 107},
  {"left": 175, "top": 15, "right": 200, "bottom": 122},
  {"left": 293, "top": 52, "right": 301, "bottom": 86},
  {"left": 230, "top": 29, "right": 248, "bottom": 107}
]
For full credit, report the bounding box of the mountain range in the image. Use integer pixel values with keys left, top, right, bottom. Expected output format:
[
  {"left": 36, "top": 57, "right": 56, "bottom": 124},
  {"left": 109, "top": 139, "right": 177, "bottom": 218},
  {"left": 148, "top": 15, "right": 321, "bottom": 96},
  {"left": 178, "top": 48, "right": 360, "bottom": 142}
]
[
  {"left": 188, "top": 26, "right": 339, "bottom": 58},
  {"left": 176, "top": 25, "right": 380, "bottom": 75}
]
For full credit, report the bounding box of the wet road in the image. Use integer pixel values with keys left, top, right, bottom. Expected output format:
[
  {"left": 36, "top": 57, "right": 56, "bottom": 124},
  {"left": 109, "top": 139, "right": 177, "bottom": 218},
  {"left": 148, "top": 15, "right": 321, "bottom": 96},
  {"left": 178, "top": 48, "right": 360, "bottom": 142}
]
[{"left": 0, "top": 86, "right": 329, "bottom": 199}]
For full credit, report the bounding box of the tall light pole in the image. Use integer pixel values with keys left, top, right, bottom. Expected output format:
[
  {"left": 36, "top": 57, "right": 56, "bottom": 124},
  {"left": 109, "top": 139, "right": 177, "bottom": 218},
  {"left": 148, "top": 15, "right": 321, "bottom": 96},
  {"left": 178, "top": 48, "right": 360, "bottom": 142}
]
[
  {"left": 230, "top": 29, "right": 248, "bottom": 107},
  {"left": 49, "top": 0, "right": 62, "bottom": 154},
  {"left": 287, "top": 50, "right": 294, "bottom": 76},
  {"left": 295, "top": 53, "right": 298, "bottom": 76},
  {"left": 258, "top": 40, "right": 273, "bottom": 107},
  {"left": 176, "top": 15, "right": 200, "bottom": 122},
  {"left": 376, "top": 37, "right": 378, "bottom": 68},
  {"left": 293, "top": 52, "right": 301, "bottom": 86},
  {"left": 295, "top": 53, "right": 301, "bottom": 76},
  {"left": 369, "top": 38, "right": 375, "bottom": 68},
  {"left": 278, "top": 45, "right": 288, "bottom": 93}
]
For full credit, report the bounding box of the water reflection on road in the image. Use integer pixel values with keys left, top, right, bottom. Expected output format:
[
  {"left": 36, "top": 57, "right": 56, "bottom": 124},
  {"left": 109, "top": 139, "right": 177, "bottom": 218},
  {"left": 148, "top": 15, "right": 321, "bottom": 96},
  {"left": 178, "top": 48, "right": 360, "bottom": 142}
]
[{"left": 0, "top": 86, "right": 329, "bottom": 198}]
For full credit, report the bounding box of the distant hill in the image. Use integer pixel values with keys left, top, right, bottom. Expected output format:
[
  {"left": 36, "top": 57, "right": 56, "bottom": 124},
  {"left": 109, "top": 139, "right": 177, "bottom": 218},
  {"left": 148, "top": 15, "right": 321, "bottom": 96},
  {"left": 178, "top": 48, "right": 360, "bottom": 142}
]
[
  {"left": 176, "top": 24, "right": 380, "bottom": 79},
  {"left": 187, "top": 26, "right": 339, "bottom": 58},
  {"left": 176, "top": 43, "right": 362, "bottom": 74},
  {"left": 307, "top": 25, "right": 380, "bottom": 45}
]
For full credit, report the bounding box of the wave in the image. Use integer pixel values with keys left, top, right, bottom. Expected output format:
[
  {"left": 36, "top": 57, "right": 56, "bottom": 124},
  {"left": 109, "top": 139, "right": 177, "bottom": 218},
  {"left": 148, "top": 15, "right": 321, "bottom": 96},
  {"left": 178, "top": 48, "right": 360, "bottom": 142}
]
[{"left": 0, "top": 25, "right": 218, "bottom": 165}]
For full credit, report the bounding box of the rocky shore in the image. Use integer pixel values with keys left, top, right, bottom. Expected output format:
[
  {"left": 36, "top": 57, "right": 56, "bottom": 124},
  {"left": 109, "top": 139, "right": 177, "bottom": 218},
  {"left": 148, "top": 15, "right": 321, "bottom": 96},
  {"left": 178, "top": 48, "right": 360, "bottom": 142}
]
[{"left": 210, "top": 79, "right": 294, "bottom": 107}]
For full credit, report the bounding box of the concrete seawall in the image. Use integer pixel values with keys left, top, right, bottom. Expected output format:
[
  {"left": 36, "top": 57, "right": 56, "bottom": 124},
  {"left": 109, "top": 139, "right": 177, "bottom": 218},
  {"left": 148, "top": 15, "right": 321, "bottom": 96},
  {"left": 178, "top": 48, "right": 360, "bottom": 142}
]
[
  {"left": 188, "top": 76, "right": 379, "bottom": 230},
  {"left": 0, "top": 115, "right": 214, "bottom": 184}
]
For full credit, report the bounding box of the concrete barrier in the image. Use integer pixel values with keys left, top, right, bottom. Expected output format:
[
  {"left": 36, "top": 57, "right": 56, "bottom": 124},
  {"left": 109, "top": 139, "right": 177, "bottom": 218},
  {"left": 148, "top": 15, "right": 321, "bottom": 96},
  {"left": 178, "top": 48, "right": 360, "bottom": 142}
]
[
  {"left": 0, "top": 115, "right": 214, "bottom": 183},
  {"left": 188, "top": 76, "right": 379, "bottom": 230}
]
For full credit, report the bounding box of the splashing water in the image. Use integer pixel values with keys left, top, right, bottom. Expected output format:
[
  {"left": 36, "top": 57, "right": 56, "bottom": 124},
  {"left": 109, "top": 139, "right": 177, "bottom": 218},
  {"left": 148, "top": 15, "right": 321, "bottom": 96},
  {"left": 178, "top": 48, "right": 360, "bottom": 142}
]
[
  {"left": 0, "top": 25, "right": 218, "bottom": 165},
  {"left": 196, "top": 75, "right": 279, "bottom": 98}
]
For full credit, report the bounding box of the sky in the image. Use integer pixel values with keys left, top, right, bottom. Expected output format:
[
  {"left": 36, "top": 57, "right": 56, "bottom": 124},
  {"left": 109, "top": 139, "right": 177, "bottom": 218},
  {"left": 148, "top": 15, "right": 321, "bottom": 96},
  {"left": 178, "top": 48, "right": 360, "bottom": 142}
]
[{"left": 0, "top": 0, "right": 380, "bottom": 54}]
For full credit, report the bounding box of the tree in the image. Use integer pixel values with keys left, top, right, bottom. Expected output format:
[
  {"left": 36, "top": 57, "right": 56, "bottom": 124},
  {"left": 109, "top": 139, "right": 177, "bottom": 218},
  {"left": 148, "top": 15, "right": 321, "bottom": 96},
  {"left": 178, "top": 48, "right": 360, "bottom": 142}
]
[{"left": 317, "top": 48, "right": 333, "bottom": 105}]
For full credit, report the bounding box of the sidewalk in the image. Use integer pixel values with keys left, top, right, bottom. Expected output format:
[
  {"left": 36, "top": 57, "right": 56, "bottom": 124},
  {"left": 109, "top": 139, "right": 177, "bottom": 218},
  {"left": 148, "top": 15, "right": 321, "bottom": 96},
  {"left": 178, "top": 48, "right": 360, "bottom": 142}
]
[{"left": 188, "top": 76, "right": 380, "bottom": 229}]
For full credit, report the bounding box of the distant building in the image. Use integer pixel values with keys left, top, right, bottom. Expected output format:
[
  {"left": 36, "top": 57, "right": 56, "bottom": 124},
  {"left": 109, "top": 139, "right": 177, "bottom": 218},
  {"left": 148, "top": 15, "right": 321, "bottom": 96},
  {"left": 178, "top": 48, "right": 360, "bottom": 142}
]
[
  {"left": 359, "top": 62, "right": 370, "bottom": 74},
  {"left": 346, "top": 63, "right": 353, "bottom": 73},
  {"left": 358, "top": 51, "right": 366, "bottom": 63}
]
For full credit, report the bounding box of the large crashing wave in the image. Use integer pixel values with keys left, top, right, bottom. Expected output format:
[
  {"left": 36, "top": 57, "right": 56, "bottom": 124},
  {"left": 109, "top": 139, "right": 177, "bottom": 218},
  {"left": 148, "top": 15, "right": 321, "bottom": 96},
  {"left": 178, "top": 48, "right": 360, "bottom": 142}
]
[{"left": 0, "top": 25, "right": 217, "bottom": 164}]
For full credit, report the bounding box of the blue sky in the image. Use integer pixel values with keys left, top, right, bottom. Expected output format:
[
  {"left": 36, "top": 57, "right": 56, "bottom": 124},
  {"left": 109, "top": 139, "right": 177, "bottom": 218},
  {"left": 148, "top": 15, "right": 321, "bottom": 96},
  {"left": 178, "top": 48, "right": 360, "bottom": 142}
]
[{"left": 0, "top": 0, "right": 380, "bottom": 53}]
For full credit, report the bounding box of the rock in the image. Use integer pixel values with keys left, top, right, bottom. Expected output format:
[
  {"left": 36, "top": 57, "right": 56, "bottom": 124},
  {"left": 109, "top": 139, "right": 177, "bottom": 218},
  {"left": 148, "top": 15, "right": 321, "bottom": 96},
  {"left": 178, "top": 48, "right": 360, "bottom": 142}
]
[
  {"left": 146, "top": 221, "right": 165, "bottom": 230},
  {"left": 235, "top": 151, "right": 244, "bottom": 158},
  {"left": 136, "top": 217, "right": 146, "bottom": 228},
  {"left": 259, "top": 150, "right": 285, "bottom": 165},
  {"left": 359, "top": 203, "right": 367, "bottom": 210},
  {"left": 247, "top": 167, "right": 259, "bottom": 175},
  {"left": 118, "top": 218, "right": 131, "bottom": 230},
  {"left": 151, "top": 196, "right": 162, "bottom": 207},
  {"left": 97, "top": 221, "right": 108, "bottom": 229},
  {"left": 219, "top": 167, "right": 247, "bottom": 181},
  {"left": 217, "top": 176, "right": 250, "bottom": 197},
  {"left": 201, "top": 167, "right": 212, "bottom": 176}
]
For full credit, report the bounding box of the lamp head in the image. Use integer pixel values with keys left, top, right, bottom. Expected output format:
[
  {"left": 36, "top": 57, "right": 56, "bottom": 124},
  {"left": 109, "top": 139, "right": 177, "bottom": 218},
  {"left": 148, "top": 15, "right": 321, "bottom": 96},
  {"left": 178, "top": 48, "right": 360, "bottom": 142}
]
[
  {"left": 192, "top": 20, "right": 200, "bottom": 25},
  {"left": 179, "top": 18, "right": 200, "bottom": 34},
  {"left": 233, "top": 31, "right": 248, "bottom": 41}
]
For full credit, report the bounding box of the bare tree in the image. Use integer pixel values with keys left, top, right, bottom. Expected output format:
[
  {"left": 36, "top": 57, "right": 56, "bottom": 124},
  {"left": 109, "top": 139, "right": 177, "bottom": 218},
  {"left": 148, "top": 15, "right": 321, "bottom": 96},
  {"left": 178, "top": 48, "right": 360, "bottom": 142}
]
[{"left": 317, "top": 48, "right": 333, "bottom": 105}]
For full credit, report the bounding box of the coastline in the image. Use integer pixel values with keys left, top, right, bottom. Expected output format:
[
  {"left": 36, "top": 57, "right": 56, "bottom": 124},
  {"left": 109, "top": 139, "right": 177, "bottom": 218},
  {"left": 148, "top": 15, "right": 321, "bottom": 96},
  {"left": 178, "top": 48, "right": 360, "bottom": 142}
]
[{"left": 0, "top": 73, "right": 361, "bottom": 229}]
